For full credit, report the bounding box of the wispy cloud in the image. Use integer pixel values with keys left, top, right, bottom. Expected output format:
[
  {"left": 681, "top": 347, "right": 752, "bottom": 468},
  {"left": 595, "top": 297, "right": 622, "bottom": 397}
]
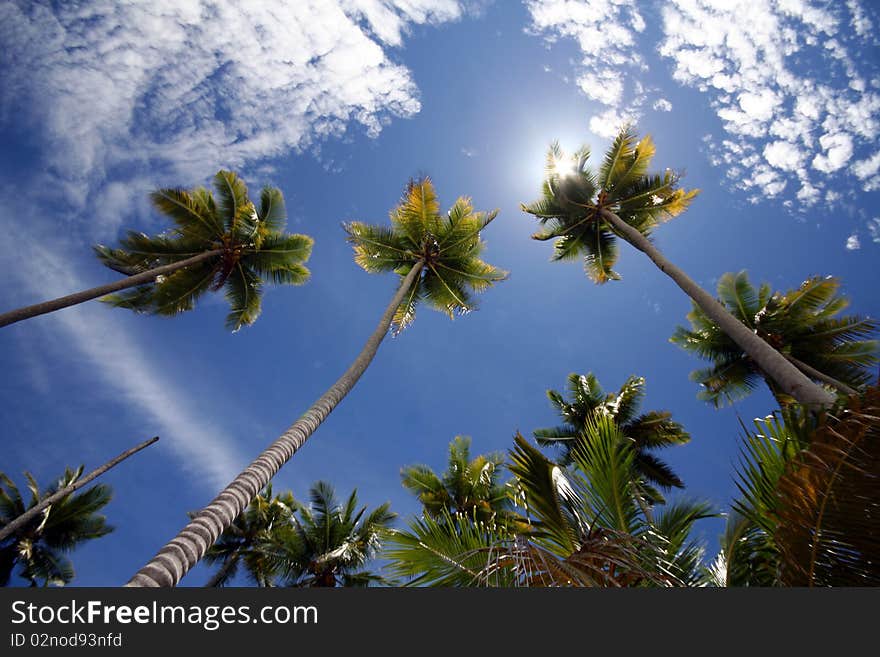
[
  {"left": 846, "top": 233, "right": 861, "bottom": 250},
  {"left": 0, "top": 220, "right": 247, "bottom": 491},
  {"left": 0, "top": 0, "right": 465, "bottom": 235},
  {"left": 0, "top": 0, "right": 468, "bottom": 490},
  {"left": 522, "top": 0, "right": 880, "bottom": 210}
]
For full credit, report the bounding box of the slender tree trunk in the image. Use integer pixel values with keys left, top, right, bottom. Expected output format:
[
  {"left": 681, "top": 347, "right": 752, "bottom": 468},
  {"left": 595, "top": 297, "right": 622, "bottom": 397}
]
[
  {"left": 783, "top": 354, "right": 856, "bottom": 396},
  {"left": 0, "top": 436, "right": 159, "bottom": 542},
  {"left": 205, "top": 554, "right": 239, "bottom": 588},
  {"left": 126, "top": 261, "right": 426, "bottom": 587},
  {"left": 599, "top": 209, "right": 835, "bottom": 409},
  {"left": 0, "top": 250, "right": 223, "bottom": 329}
]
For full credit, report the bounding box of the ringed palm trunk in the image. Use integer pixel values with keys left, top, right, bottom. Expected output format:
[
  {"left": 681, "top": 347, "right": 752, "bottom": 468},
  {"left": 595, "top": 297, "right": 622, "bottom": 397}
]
[
  {"left": 599, "top": 209, "right": 835, "bottom": 409},
  {"left": 0, "top": 250, "right": 223, "bottom": 328},
  {"left": 127, "top": 261, "right": 426, "bottom": 587}
]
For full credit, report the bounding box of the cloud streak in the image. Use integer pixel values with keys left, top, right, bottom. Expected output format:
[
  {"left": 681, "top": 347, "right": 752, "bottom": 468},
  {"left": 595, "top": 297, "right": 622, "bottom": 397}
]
[{"left": 0, "top": 0, "right": 464, "bottom": 233}]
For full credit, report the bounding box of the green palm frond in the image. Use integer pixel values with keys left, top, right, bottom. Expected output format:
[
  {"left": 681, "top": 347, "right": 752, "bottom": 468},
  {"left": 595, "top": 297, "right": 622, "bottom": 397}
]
[
  {"left": 150, "top": 187, "right": 223, "bottom": 241},
  {"left": 346, "top": 178, "right": 506, "bottom": 334},
  {"left": 0, "top": 469, "right": 113, "bottom": 587},
  {"left": 673, "top": 271, "right": 878, "bottom": 405},
  {"left": 95, "top": 171, "right": 312, "bottom": 329},
  {"left": 523, "top": 127, "right": 697, "bottom": 285}
]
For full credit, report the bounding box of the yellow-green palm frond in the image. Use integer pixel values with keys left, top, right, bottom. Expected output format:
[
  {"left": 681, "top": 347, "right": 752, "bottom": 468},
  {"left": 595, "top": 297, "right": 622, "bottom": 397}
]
[
  {"left": 97, "top": 172, "right": 312, "bottom": 330},
  {"left": 347, "top": 178, "right": 506, "bottom": 334}
]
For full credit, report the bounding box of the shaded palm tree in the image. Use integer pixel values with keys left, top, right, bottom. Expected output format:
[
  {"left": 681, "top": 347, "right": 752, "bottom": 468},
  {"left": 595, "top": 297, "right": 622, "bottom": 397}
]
[
  {"left": 534, "top": 372, "right": 690, "bottom": 505},
  {"left": 711, "top": 388, "right": 880, "bottom": 586},
  {"left": 401, "top": 436, "right": 512, "bottom": 524},
  {"left": 0, "top": 171, "right": 313, "bottom": 331},
  {"left": 128, "top": 178, "right": 507, "bottom": 586},
  {"left": 260, "top": 482, "right": 395, "bottom": 587},
  {"left": 202, "top": 485, "right": 295, "bottom": 587},
  {"left": 671, "top": 271, "right": 878, "bottom": 407},
  {"left": 521, "top": 127, "right": 833, "bottom": 408},
  {"left": 0, "top": 468, "right": 112, "bottom": 586}
]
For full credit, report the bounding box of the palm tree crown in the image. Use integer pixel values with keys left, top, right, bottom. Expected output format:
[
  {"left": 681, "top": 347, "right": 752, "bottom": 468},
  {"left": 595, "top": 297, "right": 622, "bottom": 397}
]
[
  {"left": 401, "top": 436, "right": 513, "bottom": 524},
  {"left": 262, "top": 482, "right": 396, "bottom": 587},
  {"left": 671, "top": 271, "right": 878, "bottom": 406},
  {"left": 522, "top": 128, "right": 697, "bottom": 283},
  {"left": 345, "top": 177, "right": 508, "bottom": 332},
  {"left": 534, "top": 372, "right": 690, "bottom": 504},
  {"left": 0, "top": 468, "right": 112, "bottom": 586},
  {"left": 95, "top": 170, "right": 314, "bottom": 331}
]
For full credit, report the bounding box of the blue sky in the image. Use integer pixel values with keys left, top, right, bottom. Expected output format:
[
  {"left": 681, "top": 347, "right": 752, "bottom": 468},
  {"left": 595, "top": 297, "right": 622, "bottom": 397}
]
[{"left": 0, "top": 0, "right": 878, "bottom": 586}]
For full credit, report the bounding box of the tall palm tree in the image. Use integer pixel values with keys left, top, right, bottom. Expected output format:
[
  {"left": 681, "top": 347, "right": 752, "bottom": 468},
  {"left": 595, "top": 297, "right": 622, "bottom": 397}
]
[
  {"left": 401, "top": 435, "right": 513, "bottom": 524},
  {"left": 0, "top": 171, "right": 313, "bottom": 331},
  {"left": 127, "top": 178, "right": 507, "bottom": 586},
  {"left": 260, "top": 482, "right": 396, "bottom": 587},
  {"left": 521, "top": 127, "right": 834, "bottom": 408},
  {"left": 671, "top": 271, "right": 878, "bottom": 406},
  {"left": 534, "top": 372, "right": 690, "bottom": 505},
  {"left": 0, "top": 467, "right": 113, "bottom": 587},
  {"left": 202, "top": 485, "right": 295, "bottom": 587}
]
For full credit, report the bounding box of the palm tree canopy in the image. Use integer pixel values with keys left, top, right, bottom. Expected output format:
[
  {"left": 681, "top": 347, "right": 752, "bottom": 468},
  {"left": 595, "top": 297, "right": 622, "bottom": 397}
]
[
  {"left": 671, "top": 271, "right": 879, "bottom": 406},
  {"left": 94, "top": 170, "right": 314, "bottom": 331},
  {"left": 0, "top": 467, "right": 112, "bottom": 586},
  {"left": 729, "top": 387, "right": 880, "bottom": 586},
  {"left": 400, "top": 436, "right": 512, "bottom": 523},
  {"left": 344, "top": 177, "right": 508, "bottom": 333},
  {"left": 521, "top": 127, "right": 698, "bottom": 283},
  {"left": 202, "top": 484, "right": 295, "bottom": 587},
  {"left": 534, "top": 372, "right": 690, "bottom": 499},
  {"left": 260, "top": 482, "right": 396, "bottom": 587}
]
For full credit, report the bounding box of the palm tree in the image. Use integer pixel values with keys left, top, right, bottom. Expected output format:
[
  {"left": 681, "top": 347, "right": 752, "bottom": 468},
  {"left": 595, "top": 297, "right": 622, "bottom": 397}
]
[
  {"left": 521, "top": 127, "right": 834, "bottom": 408},
  {"left": 0, "top": 467, "right": 113, "bottom": 586},
  {"left": 401, "top": 436, "right": 513, "bottom": 524},
  {"left": 671, "top": 271, "right": 878, "bottom": 406},
  {"left": 260, "top": 482, "right": 396, "bottom": 587},
  {"left": 534, "top": 372, "right": 690, "bottom": 506},
  {"left": 386, "top": 423, "right": 712, "bottom": 587},
  {"left": 202, "top": 485, "right": 295, "bottom": 587},
  {"left": 714, "top": 388, "right": 880, "bottom": 586},
  {"left": 0, "top": 170, "right": 313, "bottom": 331},
  {"left": 127, "top": 178, "right": 507, "bottom": 586}
]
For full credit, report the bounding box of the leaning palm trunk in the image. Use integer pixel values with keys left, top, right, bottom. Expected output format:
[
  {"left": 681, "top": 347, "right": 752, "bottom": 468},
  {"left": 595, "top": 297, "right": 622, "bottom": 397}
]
[
  {"left": 0, "top": 436, "right": 158, "bottom": 543},
  {"left": 599, "top": 209, "right": 835, "bottom": 409},
  {"left": 0, "top": 250, "right": 222, "bottom": 328},
  {"left": 127, "top": 261, "right": 426, "bottom": 586},
  {"left": 783, "top": 354, "right": 858, "bottom": 396}
]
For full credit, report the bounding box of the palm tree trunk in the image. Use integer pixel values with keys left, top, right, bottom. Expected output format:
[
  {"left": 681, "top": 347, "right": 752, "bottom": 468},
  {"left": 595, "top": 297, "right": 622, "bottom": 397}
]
[
  {"left": 126, "top": 261, "right": 426, "bottom": 587},
  {"left": 0, "top": 436, "right": 159, "bottom": 543},
  {"left": 0, "top": 250, "right": 223, "bottom": 328},
  {"left": 599, "top": 209, "right": 835, "bottom": 409},
  {"left": 783, "top": 354, "right": 856, "bottom": 396}
]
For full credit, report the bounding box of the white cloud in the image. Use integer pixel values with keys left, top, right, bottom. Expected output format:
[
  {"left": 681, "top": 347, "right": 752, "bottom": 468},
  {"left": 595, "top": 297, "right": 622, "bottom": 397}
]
[
  {"left": 868, "top": 217, "right": 880, "bottom": 243},
  {"left": 852, "top": 151, "right": 880, "bottom": 179},
  {"left": 845, "top": 233, "right": 860, "bottom": 250},
  {"left": 589, "top": 107, "right": 637, "bottom": 139},
  {"left": 658, "top": 0, "right": 878, "bottom": 205},
  {"left": 812, "top": 132, "right": 854, "bottom": 173},
  {"left": 0, "top": 1, "right": 464, "bottom": 233},
  {"left": 525, "top": 0, "right": 649, "bottom": 131},
  {"left": 764, "top": 140, "right": 805, "bottom": 171},
  {"left": 653, "top": 98, "right": 673, "bottom": 112}
]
